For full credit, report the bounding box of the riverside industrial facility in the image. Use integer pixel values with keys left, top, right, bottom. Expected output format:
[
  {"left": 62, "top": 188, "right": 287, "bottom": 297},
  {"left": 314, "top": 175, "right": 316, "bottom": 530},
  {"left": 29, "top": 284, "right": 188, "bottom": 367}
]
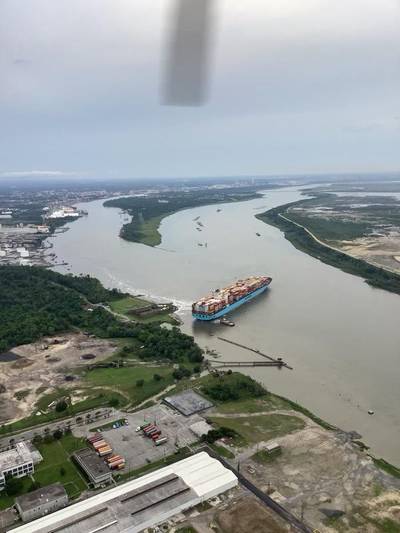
[{"left": 9, "top": 452, "right": 238, "bottom": 533}]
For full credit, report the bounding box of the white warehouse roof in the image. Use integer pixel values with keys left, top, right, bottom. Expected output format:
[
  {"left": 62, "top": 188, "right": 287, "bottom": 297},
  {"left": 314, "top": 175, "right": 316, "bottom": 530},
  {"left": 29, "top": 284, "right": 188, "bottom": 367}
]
[{"left": 9, "top": 452, "right": 238, "bottom": 533}]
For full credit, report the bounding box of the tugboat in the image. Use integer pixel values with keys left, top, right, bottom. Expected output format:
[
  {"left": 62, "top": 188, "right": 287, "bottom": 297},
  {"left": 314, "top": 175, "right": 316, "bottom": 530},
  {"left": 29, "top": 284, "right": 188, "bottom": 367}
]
[{"left": 220, "top": 317, "right": 235, "bottom": 327}]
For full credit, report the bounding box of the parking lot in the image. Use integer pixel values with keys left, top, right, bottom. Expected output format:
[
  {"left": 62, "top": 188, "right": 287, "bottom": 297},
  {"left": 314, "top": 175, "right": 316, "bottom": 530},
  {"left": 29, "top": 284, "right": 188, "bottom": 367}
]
[{"left": 83, "top": 404, "right": 206, "bottom": 472}]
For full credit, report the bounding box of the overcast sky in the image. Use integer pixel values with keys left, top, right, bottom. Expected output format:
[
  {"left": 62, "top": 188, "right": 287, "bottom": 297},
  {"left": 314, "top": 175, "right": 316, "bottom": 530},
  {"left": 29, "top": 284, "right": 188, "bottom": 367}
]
[{"left": 0, "top": 0, "right": 399, "bottom": 179}]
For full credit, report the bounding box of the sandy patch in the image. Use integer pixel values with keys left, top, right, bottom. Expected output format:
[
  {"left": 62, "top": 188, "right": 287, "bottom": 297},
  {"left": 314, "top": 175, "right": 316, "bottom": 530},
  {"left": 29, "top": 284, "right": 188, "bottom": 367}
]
[
  {"left": 216, "top": 497, "right": 289, "bottom": 532},
  {"left": 240, "top": 425, "right": 400, "bottom": 531},
  {"left": 0, "top": 333, "right": 118, "bottom": 424}
]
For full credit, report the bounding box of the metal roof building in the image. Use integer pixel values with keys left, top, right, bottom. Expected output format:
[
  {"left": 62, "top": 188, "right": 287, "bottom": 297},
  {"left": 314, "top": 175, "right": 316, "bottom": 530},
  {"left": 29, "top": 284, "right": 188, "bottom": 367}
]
[
  {"left": 15, "top": 483, "right": 68, "bottom": 522},
  {"left": 9, "top": 452, "right": 237, "bottom": 533},
  {"left": 0, "top": 442, "right": 39, "bottom": 491},
  {"left": 73, "top": 448, "right": 113, "bottom": 487}
]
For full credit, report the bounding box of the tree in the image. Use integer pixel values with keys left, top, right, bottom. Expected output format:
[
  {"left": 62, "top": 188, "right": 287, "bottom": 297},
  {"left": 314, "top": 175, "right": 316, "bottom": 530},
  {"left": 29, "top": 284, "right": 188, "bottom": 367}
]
[
  {"left": 32, "top": 434, "right": 43, "bottom": 446},
  {"left": 44, "top": 434, "right": 54, "bottom": 444},
  {"left": 53, "top": 429, "right": 63, "bottom": 440},
  {"left": 59, "top": 466, "right": 66, "bottom": 477},
  {"left": 153, "top": 374, "right": 162, "bottom": 381},
  {"left": 121, "top": 346, "right": 131, "bottom": 357},
  {"left": 6, "top": 476, "right": 23, "bottom": 496},
  {"left": 55, "top": 399, "right": 68, "bottom": 412},
  {"left": 136, "top": 379, "right": 145, "bottom": 387},
  {"left": 172, "top": 367, "right": 191, "bottom": 380},
  {"left": 29, "top": 481, "right": 41, "bottom": 492},
  {"left": 109, "top": 398, "right": 119, "bottom": 408}
]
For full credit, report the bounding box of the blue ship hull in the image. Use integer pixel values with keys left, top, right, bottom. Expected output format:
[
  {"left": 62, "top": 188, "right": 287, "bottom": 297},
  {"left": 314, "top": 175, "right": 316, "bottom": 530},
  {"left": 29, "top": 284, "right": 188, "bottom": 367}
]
[{"left": 192, "top": 284, "right": 269, "bottom": 321}]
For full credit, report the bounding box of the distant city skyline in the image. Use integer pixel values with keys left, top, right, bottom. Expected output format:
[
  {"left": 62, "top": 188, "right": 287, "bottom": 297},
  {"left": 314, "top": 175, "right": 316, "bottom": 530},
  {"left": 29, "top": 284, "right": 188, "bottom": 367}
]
[{"left": 1, "top": 0, "right": 399, "bottom": 179}]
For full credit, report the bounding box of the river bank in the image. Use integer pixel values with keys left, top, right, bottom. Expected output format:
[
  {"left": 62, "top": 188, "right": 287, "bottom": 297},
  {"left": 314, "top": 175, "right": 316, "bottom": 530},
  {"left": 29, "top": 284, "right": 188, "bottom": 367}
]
[
  {"left": 46, "top": 187, "right": 400, "bottom": 467},
  {"left": 256, "top": 200, "right": 400, "bottom": 296}
]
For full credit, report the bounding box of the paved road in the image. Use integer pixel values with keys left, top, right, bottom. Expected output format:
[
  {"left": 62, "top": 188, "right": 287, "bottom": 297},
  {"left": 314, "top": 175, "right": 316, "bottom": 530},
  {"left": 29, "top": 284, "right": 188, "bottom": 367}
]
[{"left": 0, "top": 408, "right": 117, "bottom": 451}]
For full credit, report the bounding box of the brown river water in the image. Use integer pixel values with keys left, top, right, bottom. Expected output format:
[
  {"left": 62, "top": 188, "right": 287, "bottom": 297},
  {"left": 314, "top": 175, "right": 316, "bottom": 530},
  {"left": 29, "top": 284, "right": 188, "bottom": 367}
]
[{"left": 48, "top": 187, "right": 400, "bottom": 466}]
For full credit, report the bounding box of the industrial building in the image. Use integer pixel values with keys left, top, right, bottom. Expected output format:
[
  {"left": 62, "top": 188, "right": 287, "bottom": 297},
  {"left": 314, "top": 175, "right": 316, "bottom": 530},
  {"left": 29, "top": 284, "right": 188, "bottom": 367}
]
[
  {"left": 10, "top": 452, "right": 238, "bottom": 533},
  {"left": 15, "top": 483, "right": 68, "bottom": 522},
  {"left": 0, "top": 442, "right": 40, "bottom": 491},
  {"left": 163, "top": 390, "right": 213, "bottom": 416},
  {"left": 73, "top": 448, "right": 113, "bottom": 487}
]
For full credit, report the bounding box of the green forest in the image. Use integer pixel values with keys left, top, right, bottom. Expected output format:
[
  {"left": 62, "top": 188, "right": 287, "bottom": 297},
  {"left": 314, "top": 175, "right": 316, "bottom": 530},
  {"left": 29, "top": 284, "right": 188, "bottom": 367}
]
[{"left": 0, "top": 266, "right": 203, "bottom": 363}]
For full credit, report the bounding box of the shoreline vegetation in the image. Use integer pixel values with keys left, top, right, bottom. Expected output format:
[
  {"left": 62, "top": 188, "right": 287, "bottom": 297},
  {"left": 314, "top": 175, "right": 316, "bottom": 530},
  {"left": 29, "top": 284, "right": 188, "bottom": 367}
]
[
  {"left": 103, "top": 186, "right": 266, "bottom": 246},
  {"left": 1, "top": 266, "right": 400, "bottom": 481},
  {"left": 256, "top": 200, "right": 400, "bottom": 296}
]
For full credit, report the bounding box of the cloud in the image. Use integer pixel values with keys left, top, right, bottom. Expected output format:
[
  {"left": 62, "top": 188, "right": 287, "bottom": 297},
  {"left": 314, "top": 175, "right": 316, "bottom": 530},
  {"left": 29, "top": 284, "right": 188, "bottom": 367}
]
[
  {"left": 0, "top": 0, "right": 399, "bottom": 177},
  {"left": 13, "top": 59, "right": 30, "bottom": 65},
  {"left": 0, "top": 170, "right": 86, "bottom": 178}
]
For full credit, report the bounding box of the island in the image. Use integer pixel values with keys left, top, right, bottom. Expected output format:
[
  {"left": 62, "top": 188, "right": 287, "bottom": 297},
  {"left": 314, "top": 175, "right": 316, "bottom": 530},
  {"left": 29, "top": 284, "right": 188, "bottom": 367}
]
[{"left": 103, "top": 186, "right": 266, "bottom": 246}]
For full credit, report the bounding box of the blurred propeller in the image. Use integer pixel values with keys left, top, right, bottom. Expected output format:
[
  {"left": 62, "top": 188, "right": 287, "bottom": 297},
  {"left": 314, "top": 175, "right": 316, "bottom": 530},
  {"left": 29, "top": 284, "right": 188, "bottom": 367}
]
[{"left": 162, "top": 0, "right": 216, "bottom": 106}]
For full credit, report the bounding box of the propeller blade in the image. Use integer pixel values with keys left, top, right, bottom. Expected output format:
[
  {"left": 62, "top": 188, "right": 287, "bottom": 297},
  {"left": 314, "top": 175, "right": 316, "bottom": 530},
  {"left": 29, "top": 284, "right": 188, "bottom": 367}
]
[{"left": 162, "top": 0, "right": 215, "bottom": 106}]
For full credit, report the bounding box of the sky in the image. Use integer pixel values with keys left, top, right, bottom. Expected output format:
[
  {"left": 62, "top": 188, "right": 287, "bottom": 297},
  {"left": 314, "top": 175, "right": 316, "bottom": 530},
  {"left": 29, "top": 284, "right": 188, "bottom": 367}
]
[{"left": 0, "top": 0, "right": 399, "bottom": 179}]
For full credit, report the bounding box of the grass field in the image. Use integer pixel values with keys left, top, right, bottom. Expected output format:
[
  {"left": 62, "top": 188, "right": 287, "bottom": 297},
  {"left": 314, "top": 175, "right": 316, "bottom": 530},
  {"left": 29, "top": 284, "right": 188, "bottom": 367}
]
[
  {"left": 85, "top": 365, "right": 174, "bottom": 405},
  {"left": 210, "top": 414, "right": 305, "bottom": 445},
  {"left": 0, "top": 434, "right": 87, "bottom": 510},
  {"left": 110, "top": 295, "right": 150, "bottom": 313},
  {"left": 213, "top": 395, "right": 289, "bottom": 414},
  {"left": 133, "top": 214, "right": 166, "bottom": 247},
  {"left": 251, "top": 448, "right": 282, "bottom": 464},
  {"left": 287, "top": 211, "right": 371, "bottom": 242},
  {"left": 34, "top": 434, "right": 87, "bottom": 499},
  {"left": 209, "top": 443, "right": 235, "bottom": 459},
  {"left": 110, "top": 295, "right": 178, "bottom": 325}
]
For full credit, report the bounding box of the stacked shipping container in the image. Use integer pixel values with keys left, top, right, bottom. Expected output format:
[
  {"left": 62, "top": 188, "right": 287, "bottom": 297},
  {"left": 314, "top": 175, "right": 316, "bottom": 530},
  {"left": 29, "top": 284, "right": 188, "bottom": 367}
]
[{"left": 192, "top": 276, "right": 272, "bottom": 317}]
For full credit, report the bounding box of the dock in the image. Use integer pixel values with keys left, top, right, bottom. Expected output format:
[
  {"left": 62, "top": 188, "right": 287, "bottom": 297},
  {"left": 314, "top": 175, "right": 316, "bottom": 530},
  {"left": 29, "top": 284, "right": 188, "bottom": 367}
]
[
  {"left": 216, "top": 337, "right": 293, "bottom": 370},
  {"left": 210, "top": 360, "right": 286, "bottom": 369}
]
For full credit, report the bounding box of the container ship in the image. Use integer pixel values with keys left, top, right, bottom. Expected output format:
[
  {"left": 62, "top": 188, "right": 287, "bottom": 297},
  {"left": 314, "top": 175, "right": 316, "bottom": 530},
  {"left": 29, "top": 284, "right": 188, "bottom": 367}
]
[{"left": 192, "top": 276, "right": 272, "bottom": 321}]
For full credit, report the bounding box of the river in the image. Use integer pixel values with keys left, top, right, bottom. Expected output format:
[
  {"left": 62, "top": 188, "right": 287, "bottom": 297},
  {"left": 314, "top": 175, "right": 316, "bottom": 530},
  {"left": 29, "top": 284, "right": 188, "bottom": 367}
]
[{"left": 47, "top": 187, "right": 400, "bottom": 466}]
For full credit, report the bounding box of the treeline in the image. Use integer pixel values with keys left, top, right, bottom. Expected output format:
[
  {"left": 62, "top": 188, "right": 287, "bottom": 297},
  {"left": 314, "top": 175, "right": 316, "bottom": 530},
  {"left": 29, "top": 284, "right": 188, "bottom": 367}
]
[
  {"left": 0, "top": 266, "right": 104, "bottom": 352},
  {"left": 88, "top": 308, "right": 203, "bottom": 363},
  {"left": 257, "top": 204, "right": 400, "bottom": 296},
  {"left": 0, "top": 266, "right": 202, "bottom": 365}
]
